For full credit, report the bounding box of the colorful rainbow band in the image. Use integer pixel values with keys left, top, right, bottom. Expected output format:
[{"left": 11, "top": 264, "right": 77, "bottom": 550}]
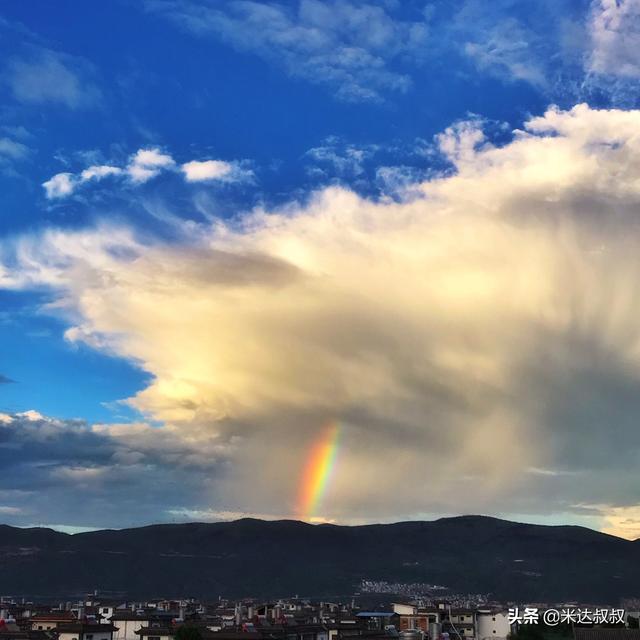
[{"left": 297, "top": 421, "right": 340, "bottom": 520}]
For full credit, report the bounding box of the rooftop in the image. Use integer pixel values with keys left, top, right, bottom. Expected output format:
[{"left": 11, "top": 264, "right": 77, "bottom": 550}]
[{"left": 57, "top": 623, "right": 119, "bottom": 633}]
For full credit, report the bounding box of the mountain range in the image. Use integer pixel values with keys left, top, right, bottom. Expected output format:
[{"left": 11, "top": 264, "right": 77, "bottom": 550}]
[{"left": 1, "top": 516, "right": 638, "bottom": 602}]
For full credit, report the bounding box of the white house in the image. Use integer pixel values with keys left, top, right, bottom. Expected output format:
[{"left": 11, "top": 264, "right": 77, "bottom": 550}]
[
  {"left": 110, "top": 612, "right": 159, "bottom": 640},
  {"left": 476, "top": 609, "right": 512, "bottom": 640}
]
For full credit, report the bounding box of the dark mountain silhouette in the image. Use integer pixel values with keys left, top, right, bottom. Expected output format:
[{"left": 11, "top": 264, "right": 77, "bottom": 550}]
[{"left": 1, "top": 516, "right": 638, "bottom": 602}]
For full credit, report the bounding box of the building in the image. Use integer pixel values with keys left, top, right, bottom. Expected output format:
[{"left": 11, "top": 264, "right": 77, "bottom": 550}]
[
  {"left": 355, "top": 613, "right": 398, "bottom": 632},
  {"left": 111, "top": 612, "right": 173, "bottom": 640},
  {"left": 392, "top": 604, "right": 439, "bottom": 633},
  {"left": 442, "top": 609, "right": 475, "bottom": 640},
  {"left": 475, "top": 610, "right": 511, "bottom": 640},
  {"left": 30, "top": 613, "right": 77, "bottom": 631},
  {"left": 57, "top": 622, "right": 119, "bottom": 640},
  {"left": 134, "top": 627, "right": 174, "bottom": 640}
]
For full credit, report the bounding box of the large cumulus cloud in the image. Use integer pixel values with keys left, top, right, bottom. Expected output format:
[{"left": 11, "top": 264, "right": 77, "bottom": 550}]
[{"left": 3, "top": 104, "right": 640, "bottom": 537}]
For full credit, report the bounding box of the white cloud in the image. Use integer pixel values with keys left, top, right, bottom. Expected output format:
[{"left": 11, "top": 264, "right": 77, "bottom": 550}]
[
  {"left": 182, "top": 159, "right": 232, "bottom": 181},
  {"left": 43, "top": 149, "right": 176, "bottom": 199},
  {"left": 588, "top": 0, "right": 640, "bottom": 78},
  {"left": 435, "top": 117, "right": 487, "bottom": 167},
  {"left": 42, "top": 148, "right": 249, "bottom": 199},
  {"left": 127, "top": 147, "right": 175, "bottom": 183},
  {"left": 10, "top": 104, "right": 640, "bottom": 525},
  {"left": 43, "top": 165, "right": 123, "bottom": 200},
  {"left": 17, "top": 410, "right": 46, "bottom": 421},
  {"left": 80, "top": 165, "right": 123, "bottom": 182},
  {"left": 181, "top": 159, "right": 252, "bottom": 183},
  {"left": 42, "top": 172, "right": 76, "bottom": 199}
]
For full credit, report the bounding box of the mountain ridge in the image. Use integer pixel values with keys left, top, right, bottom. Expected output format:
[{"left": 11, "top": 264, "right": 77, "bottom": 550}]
[{"left": 0, "top": 516, "right": 637, "bottom": 601}]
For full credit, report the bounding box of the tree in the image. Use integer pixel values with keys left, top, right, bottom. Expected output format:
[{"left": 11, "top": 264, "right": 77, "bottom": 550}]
[
  {"left": 174, "top": 625, "right": 203, "bottom": 640},
  {"left": 508, "top": 625, "right": 545, "bottom": 640}
]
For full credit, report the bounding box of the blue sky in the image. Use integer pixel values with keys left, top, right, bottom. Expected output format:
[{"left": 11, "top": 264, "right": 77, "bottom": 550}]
[
  {"left": 2, "top": 0, "right": 640, "bottom": 537},
  {"left": 0, "top": 0, "right": 553, "bottom": 421}
]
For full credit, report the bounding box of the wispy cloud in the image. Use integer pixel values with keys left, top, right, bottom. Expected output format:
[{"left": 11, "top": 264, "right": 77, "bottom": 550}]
[
  {"left": 147, "top": 0, "right": 430, "bottom": 102},
  {"left": 0, "top": 130, "right": 31, "bottom": 176},
  {"left": 463, "top": 17, "right": 548, "bottom": 88},
  {"left": 4, "top": 47, "right": 100, "bottom": 109},
  {"left": 305, "top": 137, "right": 377, "bottom": 178},
  {"left": 144, "top": 0, "right": 640, "bottom": 106},
  {"left": 455, "top": 0, "right": 640, "bottom": 106},
  {"left": 302, "top": 135, "right": 432, "bottom": 198},
  {"left": 449, "top": 0, "right": 587, "bottom": 92},
  {"left": 0, "top": 137, "right": 29, "bottom": 162}
]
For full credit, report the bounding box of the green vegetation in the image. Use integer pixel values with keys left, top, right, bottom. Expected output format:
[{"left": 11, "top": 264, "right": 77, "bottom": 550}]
[{"left": 174, "top": 625, "right": 203, "bottom": 640}]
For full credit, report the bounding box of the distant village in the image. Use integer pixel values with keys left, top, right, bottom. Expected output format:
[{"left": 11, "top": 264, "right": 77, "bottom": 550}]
[{"left": 0, "top": 592, "right": 639, "bottom": 640}]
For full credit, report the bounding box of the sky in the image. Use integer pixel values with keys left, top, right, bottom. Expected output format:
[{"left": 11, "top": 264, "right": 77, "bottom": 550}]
[{"left": 1, "top": 0, "right": 640, "bottom": 539}]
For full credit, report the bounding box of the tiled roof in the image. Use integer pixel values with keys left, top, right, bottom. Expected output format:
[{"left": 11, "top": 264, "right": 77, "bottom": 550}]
[{"left": 57, "top": 623, "right": 119, "bottom": 633}]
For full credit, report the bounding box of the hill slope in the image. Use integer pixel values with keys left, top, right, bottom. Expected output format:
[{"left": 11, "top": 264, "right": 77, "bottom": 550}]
[{"left": 0, "top": 516, "right": 637, "bottom": 601}]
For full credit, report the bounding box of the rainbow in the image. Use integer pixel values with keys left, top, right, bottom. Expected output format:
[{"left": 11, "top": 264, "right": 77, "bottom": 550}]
[{"left": 297, "top": 421, "right": 341, "bottom": 520}]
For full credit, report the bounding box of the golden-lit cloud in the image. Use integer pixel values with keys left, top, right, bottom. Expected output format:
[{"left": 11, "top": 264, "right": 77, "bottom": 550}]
[
  {"left": 597, "top": 505, "right": 640, "bottom": 540},
  {"left": 4, "top": 104, "right": 640, "bottom": 527}
]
